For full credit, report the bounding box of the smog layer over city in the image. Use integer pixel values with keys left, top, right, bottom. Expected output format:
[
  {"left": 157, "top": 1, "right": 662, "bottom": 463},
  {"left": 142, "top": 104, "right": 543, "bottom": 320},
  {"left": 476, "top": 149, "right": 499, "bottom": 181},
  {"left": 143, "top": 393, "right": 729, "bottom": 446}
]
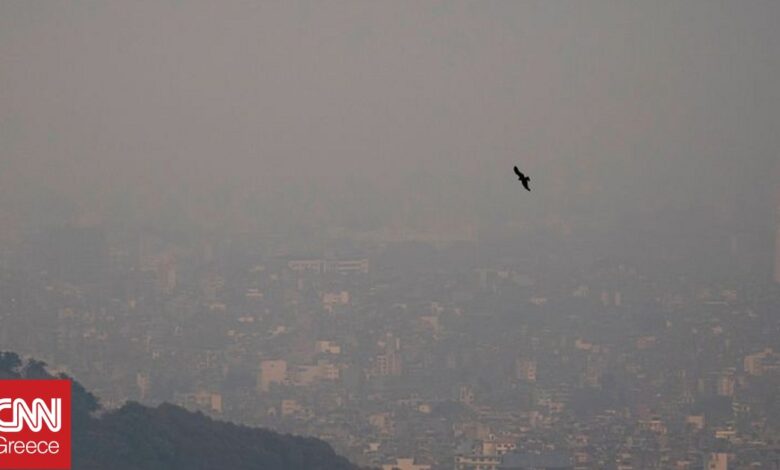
[{"left": 1, "top": 2, "right": 779, "bottom": 469}]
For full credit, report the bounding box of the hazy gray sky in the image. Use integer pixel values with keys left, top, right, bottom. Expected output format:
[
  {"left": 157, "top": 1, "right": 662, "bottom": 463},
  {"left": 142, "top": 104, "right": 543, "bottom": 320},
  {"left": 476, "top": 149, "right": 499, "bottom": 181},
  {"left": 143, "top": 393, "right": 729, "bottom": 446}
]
[{"left": 1, "top": 1, "right": 778, "bottom": 233}]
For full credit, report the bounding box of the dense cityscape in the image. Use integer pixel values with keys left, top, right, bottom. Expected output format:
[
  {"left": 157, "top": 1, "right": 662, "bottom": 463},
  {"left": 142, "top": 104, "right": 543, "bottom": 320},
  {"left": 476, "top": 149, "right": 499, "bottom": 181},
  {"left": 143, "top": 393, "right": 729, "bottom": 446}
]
[
  {"left": 1, "top": 215, "right": 779, "bottom": 470},
  {"left": 3, "top": 2, "right": 780, "bottom": 469}
]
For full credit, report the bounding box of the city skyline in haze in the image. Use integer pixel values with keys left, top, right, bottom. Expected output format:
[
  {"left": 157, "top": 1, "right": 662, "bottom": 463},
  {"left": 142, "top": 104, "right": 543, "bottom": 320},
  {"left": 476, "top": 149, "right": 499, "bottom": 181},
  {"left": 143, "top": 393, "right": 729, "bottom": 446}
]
[{"left": 4, "top": 3, "right": 780, "bottom": 469}]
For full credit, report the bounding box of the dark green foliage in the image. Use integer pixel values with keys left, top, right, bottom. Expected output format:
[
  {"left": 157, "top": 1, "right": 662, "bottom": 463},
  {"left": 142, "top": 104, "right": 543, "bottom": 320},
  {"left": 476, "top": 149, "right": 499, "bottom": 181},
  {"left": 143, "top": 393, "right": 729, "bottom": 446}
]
[
  {"left": 0, "top": 352, "right": 360, "bottom": 470},
  {"left": 0, "top": 351, "right": 22, "bottom": 378},
  {"left": 80, "top": 402, "right": 358, "bottom": 470}
]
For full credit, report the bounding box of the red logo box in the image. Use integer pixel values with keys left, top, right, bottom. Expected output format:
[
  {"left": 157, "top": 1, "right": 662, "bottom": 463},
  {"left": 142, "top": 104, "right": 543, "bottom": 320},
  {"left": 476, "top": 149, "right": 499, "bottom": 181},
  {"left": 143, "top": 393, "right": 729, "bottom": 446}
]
[{"left": 0, "top": 380, "right": 71, "bottom": 469}]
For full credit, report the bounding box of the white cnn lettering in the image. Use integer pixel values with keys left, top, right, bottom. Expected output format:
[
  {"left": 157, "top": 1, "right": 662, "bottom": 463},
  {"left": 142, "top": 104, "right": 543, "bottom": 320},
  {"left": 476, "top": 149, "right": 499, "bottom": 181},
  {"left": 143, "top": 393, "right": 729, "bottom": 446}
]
[{"left": 0, "top": 398, "right": 61, "bottom": 433}]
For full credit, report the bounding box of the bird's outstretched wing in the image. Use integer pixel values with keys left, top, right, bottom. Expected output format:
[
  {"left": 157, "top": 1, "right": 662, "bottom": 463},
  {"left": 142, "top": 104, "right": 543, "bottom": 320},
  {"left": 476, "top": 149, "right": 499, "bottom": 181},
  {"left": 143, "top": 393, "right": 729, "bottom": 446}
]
[
  {"left": 521, "top": 178, "right": 530, "bottom": 191},
  {"left": 514, "top": 166, "right": 522, "bottom": 177}
]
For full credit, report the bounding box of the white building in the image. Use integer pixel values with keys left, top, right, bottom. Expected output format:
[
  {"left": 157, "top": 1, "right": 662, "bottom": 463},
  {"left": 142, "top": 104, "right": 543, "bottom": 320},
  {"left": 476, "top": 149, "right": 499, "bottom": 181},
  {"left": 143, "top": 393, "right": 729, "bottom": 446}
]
[
  {"left": 382, "top": 458, "right": 431, "bottom": 470},
  {"left": 706, "top": 453, "right": 729, "bottom": 470}
]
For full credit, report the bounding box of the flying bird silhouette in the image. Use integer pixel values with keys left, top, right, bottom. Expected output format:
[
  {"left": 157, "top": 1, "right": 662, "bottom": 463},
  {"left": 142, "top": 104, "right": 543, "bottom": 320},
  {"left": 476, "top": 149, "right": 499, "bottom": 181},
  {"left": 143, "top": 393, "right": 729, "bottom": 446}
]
[{"left": 514, "top": 166, "right": 530, "bottom": 191}]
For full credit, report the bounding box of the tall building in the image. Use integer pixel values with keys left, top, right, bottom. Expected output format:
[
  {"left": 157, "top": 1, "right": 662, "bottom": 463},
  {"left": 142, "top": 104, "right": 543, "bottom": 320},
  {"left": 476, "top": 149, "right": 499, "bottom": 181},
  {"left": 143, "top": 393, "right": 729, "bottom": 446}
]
[
  {"left": 515, "top": 358, "right": 537, "bottom": 383},
  {"left": 706, "top": 453, "right": 729, "bottom": 470},
  {"left": 375, "top": 333, "right": 403, "bottom": 377}
]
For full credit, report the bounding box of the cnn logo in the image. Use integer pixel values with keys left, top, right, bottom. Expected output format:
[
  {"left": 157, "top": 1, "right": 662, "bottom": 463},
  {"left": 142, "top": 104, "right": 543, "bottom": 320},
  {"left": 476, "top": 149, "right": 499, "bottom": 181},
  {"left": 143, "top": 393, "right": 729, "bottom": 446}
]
[
  {"left": 0, "top": 380, "right": 71, "bottom": 469},
  {"left": 0, "top": 398, "right": 61, "bottom": 433}
]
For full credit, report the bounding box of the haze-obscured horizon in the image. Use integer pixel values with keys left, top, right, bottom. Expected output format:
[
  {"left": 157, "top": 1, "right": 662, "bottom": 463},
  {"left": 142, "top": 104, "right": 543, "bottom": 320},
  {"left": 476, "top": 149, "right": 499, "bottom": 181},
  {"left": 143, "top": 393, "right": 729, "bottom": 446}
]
[
  {"left": 7, "top": 4, "right": 780, "bottom": 468},
  {"left": 1, "top": 1, "right": 778, "bottom": 263}
]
